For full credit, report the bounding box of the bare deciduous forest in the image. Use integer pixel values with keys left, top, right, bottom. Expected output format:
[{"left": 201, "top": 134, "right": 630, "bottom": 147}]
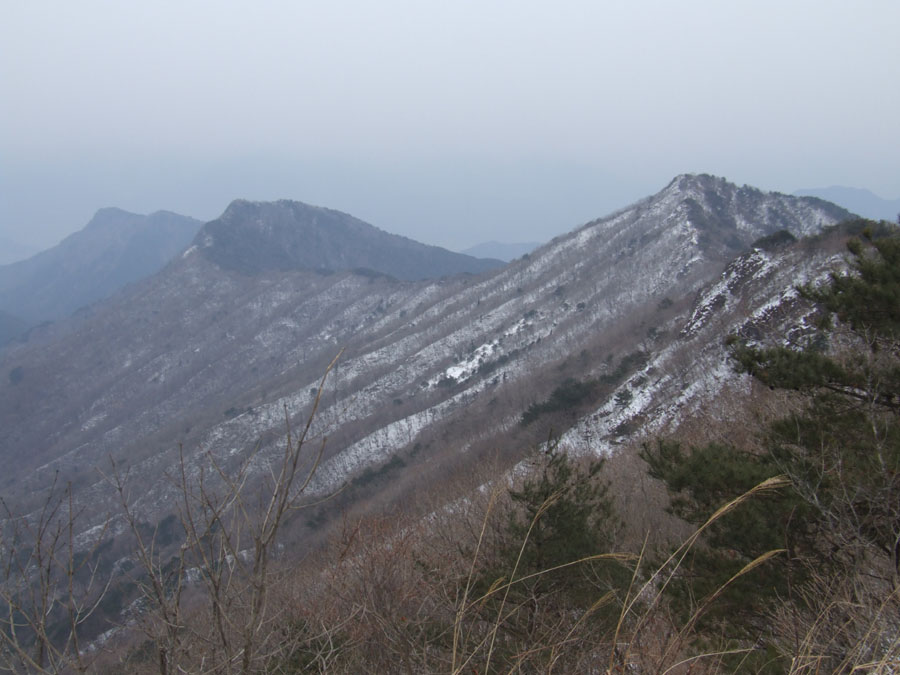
[{"left": 2, "top": 226, "right": 899, "bottom": 673}]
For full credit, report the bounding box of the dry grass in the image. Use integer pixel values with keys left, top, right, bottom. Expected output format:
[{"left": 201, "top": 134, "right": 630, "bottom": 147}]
[{"left": 3, "top": 445, "right": 897, "bottom": 673}]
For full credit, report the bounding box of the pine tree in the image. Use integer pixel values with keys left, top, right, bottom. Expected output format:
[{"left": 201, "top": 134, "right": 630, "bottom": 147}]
[
  {"left": 644, "top": 221, "right": 900, "bottom": 662},
  {"left": 471, "top": 443, "right": 627, "bottom": 668},
  {"left": 504, "top": 444, "right": 619, "bottom": 590},
  {"left": 731, "top": 223, "right": 900, "bottom": 583}
]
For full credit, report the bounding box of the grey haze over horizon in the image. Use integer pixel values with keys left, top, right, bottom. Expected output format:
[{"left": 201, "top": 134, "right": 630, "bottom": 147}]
[{"left": 2, "top": 1, "right": 899, "bottom": 252}]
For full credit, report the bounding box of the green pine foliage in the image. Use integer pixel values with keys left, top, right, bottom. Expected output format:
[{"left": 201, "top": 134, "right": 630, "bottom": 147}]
[
  {"left": 469, "top": 444, "right": 628, "bottom": 669},
  {"left": 646, "top": 223, "right": 900, "bottom": 665},
  {"left": 814, "top": 224, "right": 900, "bottom": 337},
  {"left": 520, "top": 377, "right": 597, "bottom": 426},
  {"left": 504, "top": 445, "right": 620, "bottom": 588},
  {"left": 520, "top": 351, "right": 649, "bottom": 426},
  {"left": 737, "top": 227, "right": 900, "bottom": 577},
  {"left": 641, "top": 440, "right": 814, "bottom": 633}
]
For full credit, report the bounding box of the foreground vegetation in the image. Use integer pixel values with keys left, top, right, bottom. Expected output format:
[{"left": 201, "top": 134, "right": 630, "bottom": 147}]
[{"left": 2, "top": 223, "right": 899, "bottom": 672}]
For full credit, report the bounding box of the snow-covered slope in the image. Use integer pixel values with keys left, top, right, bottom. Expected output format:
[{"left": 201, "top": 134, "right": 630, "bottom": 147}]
[
  {"left": 0, "top": 174, "right": 853, "bottom": 535},
  {"left": 558, "top": 233, "right": 849, "bottom": 456}
]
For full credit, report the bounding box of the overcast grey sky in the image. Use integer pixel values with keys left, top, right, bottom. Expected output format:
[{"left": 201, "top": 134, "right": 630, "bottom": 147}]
[{"left": 2, "top": 1, "right": 898, "bottom": 251}]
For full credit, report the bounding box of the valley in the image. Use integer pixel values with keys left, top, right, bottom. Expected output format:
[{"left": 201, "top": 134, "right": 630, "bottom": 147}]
[
  {"left": 0, "top": 175, "right": 848, "bottom": 520},
  {"left": 1, "top": 173, "right": 896, "bottom": 672}
]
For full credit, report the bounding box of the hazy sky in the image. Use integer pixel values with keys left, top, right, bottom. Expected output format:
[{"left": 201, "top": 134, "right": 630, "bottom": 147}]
[{"left": 2, "top": 1, "right": 899, "bottom": 251}]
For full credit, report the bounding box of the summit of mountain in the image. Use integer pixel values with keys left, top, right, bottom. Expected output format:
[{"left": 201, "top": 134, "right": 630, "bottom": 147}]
[
  {"left": 0, "top": 208, "right": 203, "bottom": 332},
  {"left": 625, "top": 173, "right": 851, "bottom": 256},
  {"left": 0, "top": 173, "right": 859, "bottom": 582},
  {"left": 194, "top": 198, "right": 505, "bottom": 279}
]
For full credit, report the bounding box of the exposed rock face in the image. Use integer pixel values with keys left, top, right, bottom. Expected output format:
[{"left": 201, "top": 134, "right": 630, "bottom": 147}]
[
  {"left": 0, "top": 174, "right": 855, "bottom": 544},
  {"left": 196, "top": 199, "right": 505, "bottom": 279}
]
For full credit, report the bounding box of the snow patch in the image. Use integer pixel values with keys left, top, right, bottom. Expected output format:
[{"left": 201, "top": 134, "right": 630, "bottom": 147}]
[{"left": 81, "top": 413, "right": 107, "bottom": 432}]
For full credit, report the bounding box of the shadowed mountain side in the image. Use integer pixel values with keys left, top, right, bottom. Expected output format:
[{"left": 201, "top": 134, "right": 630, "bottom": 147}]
[
  {"left": 0, "top": 208, "right": 203, "bottom": 327},
  {"left": 0, "top": 310, "right": 30, "bottom": 348},
  {"left": 196, "top": 199, "right": 505, "bottom": 279},
  {"left": 0, "top": 237, "right": 39, "bottom": 266},
  {"left": 0, "top": 174, "right": 854, "bottom": 520}
]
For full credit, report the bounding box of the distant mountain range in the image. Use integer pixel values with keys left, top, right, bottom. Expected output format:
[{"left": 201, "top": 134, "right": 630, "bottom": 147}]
[
  {"left": 794, "top": 185, "right": 899, "bottom": 222},
  {"left": 0, "top": 174, "right": 854, "bottom": 549},
  {"left": 0, "top": 208, "right": 203, "bottom": 343},
  {"left": 460, "top": 240, "right": 542, "bottom": 262},
  {"left": 0, "top": 200, "right": 505, "bottom": 349},
  {"left": 196, "top": 199, "right": 505, "bottom": 279},
  {"left": 0, "top": 236, "right": 39, "bottom": 266}
]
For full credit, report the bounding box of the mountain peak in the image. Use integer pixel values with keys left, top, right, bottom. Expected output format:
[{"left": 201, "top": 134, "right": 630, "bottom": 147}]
[
  {"left": 653, "top": 174, "right": 852, "bottom": 248},
  {"left": 660, "top": 173, "right": 750, "bottom": 200},
  {"left": 0, "top": 208, "right": 202, "bottom": 328},
  {"left": 84, "top": 207, "right": 143, "bottom": 231},
  {"left": 195, "top": 198, "right": 504, "bottom": 280}
]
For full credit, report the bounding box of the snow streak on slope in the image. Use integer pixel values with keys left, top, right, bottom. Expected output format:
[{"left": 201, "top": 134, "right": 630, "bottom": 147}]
[
  {"left": 0, "top": 174, "right": 853, "bottom": 536},
  {"left": 559, "top": 241, "right": 846, "bottom": 457}
]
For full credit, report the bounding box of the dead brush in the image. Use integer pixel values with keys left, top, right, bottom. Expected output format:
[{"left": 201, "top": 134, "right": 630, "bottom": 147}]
[{"left": 441, "top": 475, "right": 793, "bottom": 674}]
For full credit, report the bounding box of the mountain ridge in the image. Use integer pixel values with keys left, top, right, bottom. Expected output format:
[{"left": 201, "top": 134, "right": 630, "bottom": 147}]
[
  {"left": 0, "top": 236, "right": 39, "bottom": 266},
  {"left": 0, "top": 208, "right": 203, "bottom": 334},
  {"left": 0, "top": 174, "right": 854, "bottom": 526},
  {"left": 0, "top": 174, "right": 887, "bottom": 675},
  {"left": 0, "top": 173, "right": 887, "bottom": 667},
  {"left": 195, "top": 198, "right": 505, "bottom": 279}
]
